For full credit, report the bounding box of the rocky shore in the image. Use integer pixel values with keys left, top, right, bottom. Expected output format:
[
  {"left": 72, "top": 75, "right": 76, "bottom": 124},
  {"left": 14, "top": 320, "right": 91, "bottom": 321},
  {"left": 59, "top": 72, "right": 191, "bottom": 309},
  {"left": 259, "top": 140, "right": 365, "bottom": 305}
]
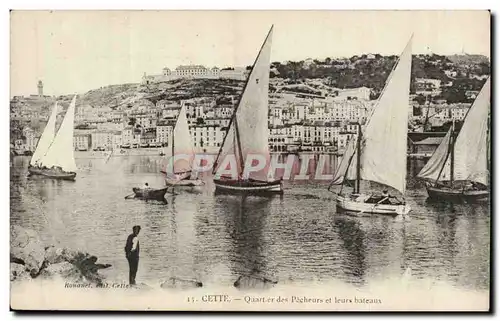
[
  {"left": 10, "top": 225, "right": 112, "bottom": 285},
  {"left": 11, "top": 225, "right": 277, "bottom": 291}
]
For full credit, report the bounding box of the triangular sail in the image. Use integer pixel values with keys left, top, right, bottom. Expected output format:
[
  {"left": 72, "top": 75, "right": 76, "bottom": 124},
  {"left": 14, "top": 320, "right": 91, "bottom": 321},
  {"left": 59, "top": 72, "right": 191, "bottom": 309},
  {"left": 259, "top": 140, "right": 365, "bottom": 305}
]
[
  {"left": 330, "top": 136, "right": 357, "bottom": 185},
  {"left": 39, "top": 96, "right": 77, "bottom": 172},
  {"left": 430, "top": 78, "right": 490, "bottom": 186},
  {"left": 331, "top": 36, "right": 413, "bottom": 195},
  {"left": 452, "top": 77, "right": 490, "bottom": 186},
  {"left": 167, "top": 103, "right": 195, "bottom": 178},
  {"left": 30, "top": 102, "right": 58, "bottom": 166},
  {"left": 213, "top": 26, "right": 273, "bottom": 181},
  {"left": 416, "top": 129, "right": 452, "bottom": 182}
]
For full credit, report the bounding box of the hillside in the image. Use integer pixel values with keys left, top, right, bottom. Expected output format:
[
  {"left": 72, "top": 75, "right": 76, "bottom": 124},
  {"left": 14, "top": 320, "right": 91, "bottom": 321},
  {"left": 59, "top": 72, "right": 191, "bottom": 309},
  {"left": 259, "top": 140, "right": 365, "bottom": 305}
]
[
  {"left": 271, "top": 54, "right": 490, "bottom": 98},
  {"left": 11, "top": 53, "right": 490, "bottom": 126},
  {"left": 447, "top": 54, "right": 490, "bottom": 65}
]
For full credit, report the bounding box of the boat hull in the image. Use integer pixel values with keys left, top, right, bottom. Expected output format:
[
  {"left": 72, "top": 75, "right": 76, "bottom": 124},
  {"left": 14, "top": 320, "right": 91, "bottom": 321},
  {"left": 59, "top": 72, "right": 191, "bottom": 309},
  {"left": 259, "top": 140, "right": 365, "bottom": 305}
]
[
  {"left": 132, "top": 187, "right": 168, "bottom": 201},
  {"left": 214, "top": 179, "right": 284, "bottom": 195},
  {"left": 27, "top": 166, "right": 77, "bottom": 181},
  {"left": 336, "top": 194, "right": 411, "bottom": 216},
  {"left": 426, "top": 185, "right": 489, "bottom": 202},
  {"left": 165, "top": 178, "right": 204, "bottom": 187}
]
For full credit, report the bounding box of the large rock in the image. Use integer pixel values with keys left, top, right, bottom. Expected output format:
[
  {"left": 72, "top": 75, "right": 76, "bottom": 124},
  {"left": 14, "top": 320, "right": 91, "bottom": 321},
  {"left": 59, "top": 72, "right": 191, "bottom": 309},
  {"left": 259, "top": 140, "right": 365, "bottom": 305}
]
[
  {"left": 10, "top": 226, "right": 112, "bottom": 286},
  {"left": 40, "top": 249, "right": 112, "bottom": 286},
  {"left": 43, "top": 246, "right": 66, "bottom": 265},
  {"left": 10, "top": 263, "right": 30, "bottom": 282},
  {"left": 160, "top": 277, "right": 203, "bottom": 290},
  {"left": 10, "top": 225, "right": 45, "bottom": 275},
  {"left": 38, "top": 262, "right": 86, "bottom": 283}
]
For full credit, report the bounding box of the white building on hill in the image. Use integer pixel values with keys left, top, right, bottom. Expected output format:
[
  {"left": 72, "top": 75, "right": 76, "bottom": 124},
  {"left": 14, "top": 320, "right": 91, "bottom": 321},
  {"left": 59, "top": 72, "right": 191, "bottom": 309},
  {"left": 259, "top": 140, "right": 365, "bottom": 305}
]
[{"left": 142, "top": 65, "right": 248, "bottom": 84}]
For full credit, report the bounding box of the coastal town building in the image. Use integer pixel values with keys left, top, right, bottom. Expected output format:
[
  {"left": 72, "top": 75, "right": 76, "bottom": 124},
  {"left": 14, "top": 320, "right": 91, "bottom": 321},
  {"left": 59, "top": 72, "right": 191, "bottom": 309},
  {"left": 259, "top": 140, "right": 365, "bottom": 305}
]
[{"left": 189, "top": 125, "right": 224, "bottom": 149}]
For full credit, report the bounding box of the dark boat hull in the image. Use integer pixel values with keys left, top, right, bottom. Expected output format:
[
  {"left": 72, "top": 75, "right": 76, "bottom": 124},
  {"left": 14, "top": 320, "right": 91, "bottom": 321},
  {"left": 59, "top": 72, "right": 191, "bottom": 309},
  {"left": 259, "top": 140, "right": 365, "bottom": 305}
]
[
  {"left": 27, "top": 166, "right": 77, "bottom": 181},
  {"left": 214, "top": 179, "right": 283, "bottom": 195},
  {"left": 132, "top": 187, "right": 168, "bottom": 201},
  {"left": 426, "top": 185, "right": 489, "bottom": 202}
]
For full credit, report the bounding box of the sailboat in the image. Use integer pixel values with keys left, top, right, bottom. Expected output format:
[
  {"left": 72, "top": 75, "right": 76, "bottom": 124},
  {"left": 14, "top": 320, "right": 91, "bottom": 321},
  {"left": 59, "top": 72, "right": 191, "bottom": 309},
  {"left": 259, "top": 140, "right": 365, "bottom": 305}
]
[
  {"left": 27, "top": 95, "right": 78, "bottom": 181},
  {"left": 328, "top": 37, "right": 413, "bottom": 216},
  {"left": 417, "top": 77, "right": 490, "bottom": 201},
  {"left": 161, "top": 102, "right": 204, "bottom": 187},
  {"left": 212, "top": 25, "right": 283, "bottom": 195}
]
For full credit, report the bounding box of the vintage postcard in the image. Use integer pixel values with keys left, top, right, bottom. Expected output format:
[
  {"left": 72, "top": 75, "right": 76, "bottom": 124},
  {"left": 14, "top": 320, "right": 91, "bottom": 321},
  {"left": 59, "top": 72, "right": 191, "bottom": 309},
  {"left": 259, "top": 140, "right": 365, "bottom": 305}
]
[{"left": 9, "top": 10, "right": 491, "bottom": 311}]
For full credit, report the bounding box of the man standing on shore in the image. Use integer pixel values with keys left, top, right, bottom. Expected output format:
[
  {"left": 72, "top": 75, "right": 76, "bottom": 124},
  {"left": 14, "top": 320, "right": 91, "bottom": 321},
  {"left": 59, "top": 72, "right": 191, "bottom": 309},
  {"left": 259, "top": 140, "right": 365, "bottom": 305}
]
[{"left": 124, "top": 225, "right": 141, "bottom": 286}]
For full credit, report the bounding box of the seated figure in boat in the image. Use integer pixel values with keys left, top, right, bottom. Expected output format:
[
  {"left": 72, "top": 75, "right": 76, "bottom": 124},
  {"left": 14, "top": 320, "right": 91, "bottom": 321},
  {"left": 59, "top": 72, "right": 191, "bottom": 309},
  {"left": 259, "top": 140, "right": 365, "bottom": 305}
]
[
  {"left": 50, "top": 166, "right": 65, "bottom": 173},
  {"left": 366, "top": 189, "right": 402, "bottom": 205},
  {"left": 143, "top": 182, "right": 150, "bottom": 190}
]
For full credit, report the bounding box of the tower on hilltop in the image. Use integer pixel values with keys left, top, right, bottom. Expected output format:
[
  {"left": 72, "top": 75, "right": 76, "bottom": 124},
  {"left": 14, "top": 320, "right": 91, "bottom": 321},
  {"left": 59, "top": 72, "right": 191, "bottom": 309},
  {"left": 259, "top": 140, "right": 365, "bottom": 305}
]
[{"left": 37, "top": 80, "right": 43, "bottom": 97}]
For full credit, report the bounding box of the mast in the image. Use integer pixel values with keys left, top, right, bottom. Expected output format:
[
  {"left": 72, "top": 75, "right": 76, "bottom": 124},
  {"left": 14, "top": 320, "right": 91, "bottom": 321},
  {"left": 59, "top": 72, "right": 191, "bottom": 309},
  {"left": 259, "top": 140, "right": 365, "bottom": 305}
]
[
  {"left": 172, "top": 115, "right": 176, "bottom": 173},
  {"left": 355, "top": 123, "right": 362, "bottom": 194},
  {"left": 234, "top": 118, "right": 245, "bottom": 178},
  {"left": 212, "top": 25, "right": 274, "bottom": 174},
  {"left": 449, "top": 119, "right": 455, "bottom": 185}
]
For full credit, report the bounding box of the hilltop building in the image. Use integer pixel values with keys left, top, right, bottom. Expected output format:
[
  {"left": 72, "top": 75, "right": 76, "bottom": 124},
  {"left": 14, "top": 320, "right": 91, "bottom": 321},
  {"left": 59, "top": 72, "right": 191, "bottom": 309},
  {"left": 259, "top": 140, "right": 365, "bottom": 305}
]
[{"left": 142, "top": 65, "right": 248, "bottom": 84}]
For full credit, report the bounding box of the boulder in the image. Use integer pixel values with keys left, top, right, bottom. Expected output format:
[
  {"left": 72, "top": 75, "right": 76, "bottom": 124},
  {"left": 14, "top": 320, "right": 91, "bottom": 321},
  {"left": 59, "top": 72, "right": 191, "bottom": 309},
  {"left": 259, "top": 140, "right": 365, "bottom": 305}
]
[
  {"left": 10, "top": 263, "right": 30, "bottom": 282},
  {"left": 43, "top": 246, "right": 66, "bottom": 265},
  {"left": 38, "top": 262, "right": 86, "bottom": 283},
  {"left": 160, "top": 277, "right": 203, "bottom": 290},
  {"left": 10, "top": 226, "right": 112, "bottom": 286},
  {"left": 61, "top": 248, "right": 86, "bottom": 264},
  {"left": 234, "top": 275, "right": 278, "bottom": 290},
  {"left": 10, "top": 225, "right": 45, "bottom": 275}
]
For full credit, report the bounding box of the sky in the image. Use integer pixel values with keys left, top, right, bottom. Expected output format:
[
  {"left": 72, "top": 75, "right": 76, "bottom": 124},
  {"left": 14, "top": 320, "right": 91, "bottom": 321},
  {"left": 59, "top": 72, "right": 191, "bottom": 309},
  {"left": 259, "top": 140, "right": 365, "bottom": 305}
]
[{"left": 10, "top": 10, "right": 490, "bottom": 97}]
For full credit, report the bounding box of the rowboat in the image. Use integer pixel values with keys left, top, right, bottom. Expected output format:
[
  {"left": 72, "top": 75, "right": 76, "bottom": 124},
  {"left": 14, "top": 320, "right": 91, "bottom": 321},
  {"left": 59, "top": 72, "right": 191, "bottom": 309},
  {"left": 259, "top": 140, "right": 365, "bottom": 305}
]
[{"left": 132, "top": 187, "right": 168, "bottom": 201}]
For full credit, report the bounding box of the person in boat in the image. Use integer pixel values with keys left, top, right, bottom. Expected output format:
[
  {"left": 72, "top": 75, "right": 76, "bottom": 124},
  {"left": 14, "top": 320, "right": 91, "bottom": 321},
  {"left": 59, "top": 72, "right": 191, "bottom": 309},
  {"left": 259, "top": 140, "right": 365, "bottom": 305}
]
[
  {"left": 144, "top": 182, "right": 150, "bottom": 189},
  {"left": 368, "top": 189, "right": 400, "bottom": 205},
  {"left": 124, "top": 225, "right": 141, "bottom": 286}
]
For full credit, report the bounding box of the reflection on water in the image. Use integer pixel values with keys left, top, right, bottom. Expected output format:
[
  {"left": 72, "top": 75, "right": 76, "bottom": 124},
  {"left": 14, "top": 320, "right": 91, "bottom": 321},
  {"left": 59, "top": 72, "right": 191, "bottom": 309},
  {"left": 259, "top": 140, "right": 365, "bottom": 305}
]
[{"left": 10, "top": 155, "right": 490, "bottom": 290}]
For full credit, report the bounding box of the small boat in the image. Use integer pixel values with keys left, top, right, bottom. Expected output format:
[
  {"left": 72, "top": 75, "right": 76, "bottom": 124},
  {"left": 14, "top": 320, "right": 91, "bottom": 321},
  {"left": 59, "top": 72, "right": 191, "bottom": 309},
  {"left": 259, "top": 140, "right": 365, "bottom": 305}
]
[
  {"left": 161, "top": 101, "right": 204, "bottom": 187},
  {"left": 214, "top": 178, "right": 283, "bottom": 195},
  {"left": 417, "top": 78, "right": 490, "bottom": 202},
  {"left": 28, "top": 166, "right": 76, "bottom": 180},
  {"left": 28, "top": 96, "right": 78, "bottom": 181},
  {"left": 212, "top": 26, "right": 283, "bottom": 195},
  {"left": 328, "top": 36, "right": 413, "bottom": 216},
  {"left": 132, "top": 187, "right": 168, "bottom": 201}
]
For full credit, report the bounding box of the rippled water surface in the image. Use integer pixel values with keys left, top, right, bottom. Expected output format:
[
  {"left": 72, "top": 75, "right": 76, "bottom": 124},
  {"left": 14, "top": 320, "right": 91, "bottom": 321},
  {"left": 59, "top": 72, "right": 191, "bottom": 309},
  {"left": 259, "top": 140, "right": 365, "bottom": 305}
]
[{"left": 10, "top": 155, "right": 490, "bottom": 291}]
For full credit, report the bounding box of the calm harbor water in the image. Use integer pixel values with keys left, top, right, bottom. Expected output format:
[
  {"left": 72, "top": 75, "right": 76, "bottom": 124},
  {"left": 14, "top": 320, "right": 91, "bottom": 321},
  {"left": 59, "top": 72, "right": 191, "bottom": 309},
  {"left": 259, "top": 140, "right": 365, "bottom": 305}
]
[{"left": 10, "top": 154, "right": 490, "bottom": 291}]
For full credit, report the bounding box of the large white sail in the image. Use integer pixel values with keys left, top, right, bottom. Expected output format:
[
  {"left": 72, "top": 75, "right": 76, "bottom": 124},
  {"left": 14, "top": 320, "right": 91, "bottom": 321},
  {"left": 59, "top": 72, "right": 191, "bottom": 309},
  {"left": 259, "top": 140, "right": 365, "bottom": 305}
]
[
  {"left": 416, "top": 129, "right": 452, "bottom": 182},
  {"left": 334, "top": 36, "right": 412, "bottom": 195},
  {"left": 421, "top": 78, "right": 490, "bottom": 186},
  {"left": 30, "top": 102, "right": 58, "bottom": 166},
  {"left": 169, "top": 103, "right": 195, "bottom": 177},
  {"left": 452, "top": 77, "right": 490, "bottom": 186},
  {"left": 39, "top": 95, "right": 77, "bottom": 172},
  {"left": 214, "top": 27, "right": 273, "bottom": 181},
  {"left": 213, "top": 26, "right": 273, "bottom": 181}
]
